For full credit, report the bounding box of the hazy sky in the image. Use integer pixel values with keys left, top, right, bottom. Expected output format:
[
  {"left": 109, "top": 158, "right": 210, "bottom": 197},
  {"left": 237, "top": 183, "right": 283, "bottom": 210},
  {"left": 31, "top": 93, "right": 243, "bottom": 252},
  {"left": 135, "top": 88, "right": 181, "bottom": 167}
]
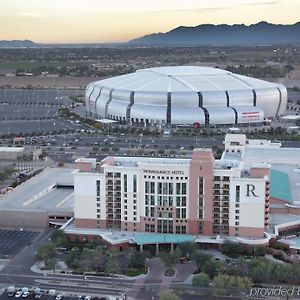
[{"left": 0, "top": 0, "right": 299, "bottom": 43}]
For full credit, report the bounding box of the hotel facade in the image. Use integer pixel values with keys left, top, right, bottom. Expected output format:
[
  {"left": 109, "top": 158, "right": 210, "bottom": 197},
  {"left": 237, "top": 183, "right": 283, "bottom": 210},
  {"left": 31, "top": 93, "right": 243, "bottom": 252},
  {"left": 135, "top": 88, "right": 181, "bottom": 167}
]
[{"left": 74, "top": 139, "right": 270, "bottom": 239}]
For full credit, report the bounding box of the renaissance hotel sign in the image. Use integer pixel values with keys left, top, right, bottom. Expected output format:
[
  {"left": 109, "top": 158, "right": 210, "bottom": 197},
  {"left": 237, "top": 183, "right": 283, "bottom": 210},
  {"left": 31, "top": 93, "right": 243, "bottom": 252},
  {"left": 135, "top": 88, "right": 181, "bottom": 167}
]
[{"left": 143, "top": 169, "right": 185, "bottom": 175}]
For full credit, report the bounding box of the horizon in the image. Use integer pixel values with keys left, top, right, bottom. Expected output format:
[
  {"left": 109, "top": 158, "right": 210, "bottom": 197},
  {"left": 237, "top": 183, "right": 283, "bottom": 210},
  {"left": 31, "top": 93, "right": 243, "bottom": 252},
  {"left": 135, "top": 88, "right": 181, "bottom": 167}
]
[{"left": 0, "top": 0, "right": 299, "bottom": 43}]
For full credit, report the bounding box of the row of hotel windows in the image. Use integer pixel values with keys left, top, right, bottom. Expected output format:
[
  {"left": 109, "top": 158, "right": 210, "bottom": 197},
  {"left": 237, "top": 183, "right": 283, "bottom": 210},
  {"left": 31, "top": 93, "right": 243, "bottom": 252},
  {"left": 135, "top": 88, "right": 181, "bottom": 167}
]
[
  {"left": 144, "top": 208, "right": 187, "bottom": 219},
  {"left": 145, "top": 195, "right": 187, "bottom": 207},
  {"left": 145, "top": 223, "right": 187, "bottom": 234},
  {"left": 145, "top": 181, "right": 187, "bottom": 195}
]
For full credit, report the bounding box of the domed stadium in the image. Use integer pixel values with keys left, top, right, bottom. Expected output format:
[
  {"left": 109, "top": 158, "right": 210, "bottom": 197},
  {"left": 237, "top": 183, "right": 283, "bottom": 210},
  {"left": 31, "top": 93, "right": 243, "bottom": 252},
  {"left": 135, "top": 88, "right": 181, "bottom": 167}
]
[{"left": 85, "top": 66, "right": 287, "bottom": 126}]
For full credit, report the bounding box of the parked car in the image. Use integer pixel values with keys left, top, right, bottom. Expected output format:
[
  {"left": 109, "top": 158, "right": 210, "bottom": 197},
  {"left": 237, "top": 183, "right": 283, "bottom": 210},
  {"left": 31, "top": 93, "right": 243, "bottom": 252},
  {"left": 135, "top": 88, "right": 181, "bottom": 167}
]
[
  {"left": 22, "top": 292, "right": 30, "bottom": 298},
  {"left": 15, "top": 291, "right": 22, "bottom": 298}
]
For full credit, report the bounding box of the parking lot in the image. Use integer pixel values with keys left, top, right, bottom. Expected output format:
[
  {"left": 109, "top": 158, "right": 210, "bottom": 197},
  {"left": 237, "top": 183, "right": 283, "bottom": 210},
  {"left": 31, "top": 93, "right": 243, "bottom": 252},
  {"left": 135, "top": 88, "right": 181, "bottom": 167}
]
[
  {"left": 0, "top": 290, "right": 113, "bottom": 300},
  {"left": 0, "top": 119, "right": 76, "bottom": 136},
  {"left": 0, "top": 230, "right": 39, "bottom": 258},
  {"left": 0, "top": 90, "right": 81, "bottom": 106},
  {"left": 0, "top": 89, "right": 83, "bottom": 136}
]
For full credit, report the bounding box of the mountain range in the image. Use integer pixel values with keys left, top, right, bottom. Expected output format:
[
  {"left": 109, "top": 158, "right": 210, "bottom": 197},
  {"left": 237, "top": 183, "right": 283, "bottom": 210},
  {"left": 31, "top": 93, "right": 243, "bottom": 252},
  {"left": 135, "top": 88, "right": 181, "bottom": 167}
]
[
  {"left": 0, "top": 40, "right": 39, "bottom": 48},
  {"left": 129, "top": 22, "right": 300, "bottom": 45}
]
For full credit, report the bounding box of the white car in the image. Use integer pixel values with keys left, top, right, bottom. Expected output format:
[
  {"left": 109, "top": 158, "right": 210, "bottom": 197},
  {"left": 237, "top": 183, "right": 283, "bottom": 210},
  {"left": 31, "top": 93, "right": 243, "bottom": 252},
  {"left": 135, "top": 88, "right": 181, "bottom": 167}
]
[
  {"left": 22, "top": 292, "right": 29, "bottom": 298},
  {"left": 56, "top": 295, "right": 63, "bottom": 300},
  {"left": 84, "top": 296, "right": 91, "bottom": 300},
  {"left": 15, "top": 291, "right": 22, "bottom": 298}
]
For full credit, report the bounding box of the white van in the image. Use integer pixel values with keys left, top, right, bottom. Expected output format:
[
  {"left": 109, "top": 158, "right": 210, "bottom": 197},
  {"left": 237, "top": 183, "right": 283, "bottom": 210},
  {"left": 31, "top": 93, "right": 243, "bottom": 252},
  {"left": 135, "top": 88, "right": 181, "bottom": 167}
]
[{"left": 7, "top": 286, "right": 15, "bottom": 297}]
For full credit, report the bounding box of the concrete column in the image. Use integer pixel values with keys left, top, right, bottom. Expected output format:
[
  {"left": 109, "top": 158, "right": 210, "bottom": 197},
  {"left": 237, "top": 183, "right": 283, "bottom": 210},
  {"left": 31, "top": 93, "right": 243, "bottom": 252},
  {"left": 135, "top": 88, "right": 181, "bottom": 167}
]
[
  {"left": 170, "top": 243, "right": 174, "bottom": 254},
  {"left": 140, "top": 244, "right": 143, "bottom": 253},
  {"left": 155, "top": 243, "right": 159, "bottom": 256}
]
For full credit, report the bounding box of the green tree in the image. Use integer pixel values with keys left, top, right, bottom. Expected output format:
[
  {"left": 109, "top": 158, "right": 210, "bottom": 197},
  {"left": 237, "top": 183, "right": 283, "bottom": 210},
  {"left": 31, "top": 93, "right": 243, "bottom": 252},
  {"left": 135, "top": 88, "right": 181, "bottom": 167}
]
[
  {"left": 105, "top": 248, "right": 120, "bottom": 286},
  {"left": 105, "top": 258, "right": 120, "bottom": 287},
  {"left": 65, "top": 247, "right": 81, "bottom": 269},
  {"left": 129, "top": 250, "right": 146, "bottom": 269},
  {"left": 159, "top": 290, "right": 181, "bottom": 300},
  {"left": 178, "top": 242, "right": 196, "bottom": 259},
  {"left": 222, "top": 241, "right": 247, "bottom": 257},
  {"left": 95, "top": 245, "right": 108, "bottom": 272},
  {"left": 213, "top": 275, "right": 252, "bottom": 296},
  {"left": 192, "top": 251, "right": 212, "bottom": 271},
  {"left": 50, "top": 229, "right": 68, "bottom": 247},
  {"left": 36, "top": 244, "right": 57, "bottom": 269},
  {"left": 254, "top": 246, "right": 267, "bottom": 257},
  {"left": 202, "top": 260, "right": 217, "bottom": 278},
  {"left": 192, "top": 273, "right": 210, "bottom": 287},
  {"left": 80, "top": 248, "right": 94, "bottom": 284}
]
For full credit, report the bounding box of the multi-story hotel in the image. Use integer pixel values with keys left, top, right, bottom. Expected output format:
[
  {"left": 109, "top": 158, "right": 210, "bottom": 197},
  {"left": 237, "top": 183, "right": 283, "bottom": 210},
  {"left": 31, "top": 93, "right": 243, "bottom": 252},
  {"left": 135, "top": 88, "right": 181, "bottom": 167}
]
[{"left": 74, "top": 137, "right": 270, "bottom": 239}]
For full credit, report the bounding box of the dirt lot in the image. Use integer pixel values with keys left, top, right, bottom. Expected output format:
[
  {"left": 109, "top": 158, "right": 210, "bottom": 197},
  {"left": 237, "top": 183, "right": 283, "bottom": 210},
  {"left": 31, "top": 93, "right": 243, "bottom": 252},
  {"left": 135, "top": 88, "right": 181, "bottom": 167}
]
[{"left": 0, "top": 76, "right": 104, "bottom": 89}]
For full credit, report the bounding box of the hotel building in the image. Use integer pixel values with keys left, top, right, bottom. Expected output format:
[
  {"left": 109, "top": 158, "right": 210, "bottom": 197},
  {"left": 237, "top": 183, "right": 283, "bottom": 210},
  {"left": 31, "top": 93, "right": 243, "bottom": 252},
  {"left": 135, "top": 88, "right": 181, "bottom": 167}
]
[{"left": 74, "top": 141, "right": 270, "bottom": 238}]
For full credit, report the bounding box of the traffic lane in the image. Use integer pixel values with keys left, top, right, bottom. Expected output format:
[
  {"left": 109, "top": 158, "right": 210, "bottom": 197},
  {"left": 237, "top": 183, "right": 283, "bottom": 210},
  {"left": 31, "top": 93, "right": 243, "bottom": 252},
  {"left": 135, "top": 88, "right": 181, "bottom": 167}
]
[
  {"left": 2, "top": 229, "right": 53, "bottom": 277},
  {"left": 0, "top": 230, "right": 39, "bottom": 258}
]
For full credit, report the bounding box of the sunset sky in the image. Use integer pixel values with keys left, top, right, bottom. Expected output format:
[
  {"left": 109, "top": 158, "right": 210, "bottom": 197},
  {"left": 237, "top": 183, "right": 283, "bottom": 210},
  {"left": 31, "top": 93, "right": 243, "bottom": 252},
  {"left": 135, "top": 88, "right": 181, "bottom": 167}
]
[{"left": 0, "top": 0, "right": 299, "bottom": 43}]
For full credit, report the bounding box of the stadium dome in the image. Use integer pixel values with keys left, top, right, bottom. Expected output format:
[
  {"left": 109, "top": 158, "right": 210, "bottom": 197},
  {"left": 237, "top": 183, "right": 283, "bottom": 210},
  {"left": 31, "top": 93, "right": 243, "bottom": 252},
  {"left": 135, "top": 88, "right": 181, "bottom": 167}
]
[{"left": 85, "top": 66, "right": 287, "bottom": 126}]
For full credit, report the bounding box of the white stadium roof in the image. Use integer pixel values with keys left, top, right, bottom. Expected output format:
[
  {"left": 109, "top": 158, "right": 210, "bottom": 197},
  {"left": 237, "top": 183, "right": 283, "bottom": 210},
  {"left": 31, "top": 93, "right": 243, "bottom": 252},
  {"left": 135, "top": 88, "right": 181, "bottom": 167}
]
[
  {"left": 98, "top": 66, "right": 277, "bottom": 92},
  {"left": 85, "top": 66, "right": 287, "bottom": 126}
]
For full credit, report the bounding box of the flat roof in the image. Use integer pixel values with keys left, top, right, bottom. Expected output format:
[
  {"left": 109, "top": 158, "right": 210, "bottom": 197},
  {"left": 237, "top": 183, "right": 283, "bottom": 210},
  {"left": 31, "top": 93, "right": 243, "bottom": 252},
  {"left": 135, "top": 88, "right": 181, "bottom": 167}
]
[
  {"left": 243, "top": 147, "right": 300, "bottom": 164},
  {"left": 290, "top": 237, "right": 300, "bottom": 249},
  {"left": 132, "top": 233, "right": 194, "bottom": 245},
  {"left": 0, "top": 147, "right": 24, "bottom": 152},
  {"left": 270, "top": 169, "right": 292, "bottom": 203},
  {"left": 0, "top": 167, "right": 75, "bottom": 212},
  {"left": 271, "top": 164, "right": 300, "bottom": 203}
]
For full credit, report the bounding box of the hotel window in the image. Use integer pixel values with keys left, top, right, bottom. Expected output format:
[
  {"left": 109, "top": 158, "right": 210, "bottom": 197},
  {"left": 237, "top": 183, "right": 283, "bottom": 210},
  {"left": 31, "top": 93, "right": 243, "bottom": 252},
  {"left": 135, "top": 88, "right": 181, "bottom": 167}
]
[
  {"left": 182, "top": 196, "right": 186, "bottom": 207},
  {"left": 163, "top": 183, "right": 168, "bottom": 194},
  {"left": 168, "top": 183, "right": 173, "bottom": 194},
  {"left": 123, "top": 174, "right": 127, "bottom": 193},
  {"left": 198, "top": 177, "right": 204, "bottom": 195},
  {"left": 181, "top": 208, "right": 186, "bottom": 218},
  {"left": 157, "top": 196, "right": 162, "bottom": 206},
  {"left": 163, "top": 196, "right": 168, "bottom": 207},
  {"left": 176, "top": 208, "right": 180, "bottom": 218},
  {"left": 151, "top": 182, "right": 155, "bottom": 194},
  {"left": 145, "top": 207, "right": 149, "bottom": 217},
  {"left": 150, "top": 207, "right": 155, "bottom": 217},
  {"left": 236, "top": 186, "right": 240, "bottom": 202},
  {"left": 133, "top": 175, "right": 137, "bottom": 193},
  {"left": 158, "top": 182, "right": 162, "bottom": 194},
  {"left": 145, "top": 181, "right": 150, "bottom": 194},
  {"left": 182, "top": 183, "right": 187, "bottom": 195},
  {"left": 176, "top": 196, "right": 180, "bottom": 207},
  {"left": 176, "top": 183, "right": 180, "bottom": 194},
  {"left": 96, "top": 180, "right": 100, "bottom": 197},
  {"left": 150, "top": 195, "right": 155, "bottom": 205},
  {"left": 199, "top": 209, "right": 203, "bottom": 219}
]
